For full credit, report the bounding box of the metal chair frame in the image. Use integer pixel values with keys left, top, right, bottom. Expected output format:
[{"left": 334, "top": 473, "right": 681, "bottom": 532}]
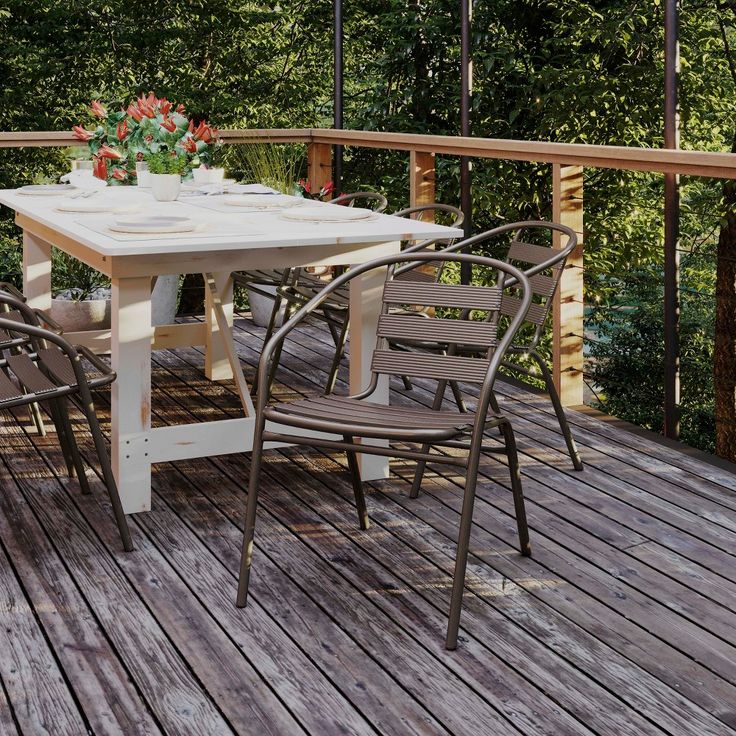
[
  {"left": 0, "top": 294, "right": 132, "bottom": 551},
  {"left": 423, "top": 221, "right": 582, "bottom": 470},
  {"left": 236, "top": 251, "right": 533, "bottom": 650}
]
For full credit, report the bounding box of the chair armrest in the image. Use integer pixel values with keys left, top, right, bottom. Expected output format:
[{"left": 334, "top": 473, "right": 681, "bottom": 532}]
[{"left": 34, "top": 309, "right": 64, "bottom": 334}]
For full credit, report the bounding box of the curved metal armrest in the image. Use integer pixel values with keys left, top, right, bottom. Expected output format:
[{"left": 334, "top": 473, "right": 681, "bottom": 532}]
[
  {"left": 0, "top": 282, "right": 26, "bottom": 302},
  {"left": 76, "top": 345, "right": 117, "bottom": 383},
  {"left": 34, "top": 309, "right": 64, "bottom": 334},
  {"left": 395, "top": 220, "right": 577, "bottom": 282}
]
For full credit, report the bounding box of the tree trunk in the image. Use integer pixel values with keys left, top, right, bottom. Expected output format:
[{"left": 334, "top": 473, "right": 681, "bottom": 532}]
[{"left": 714, "top": 176, "right": 736, "bottom": 459}]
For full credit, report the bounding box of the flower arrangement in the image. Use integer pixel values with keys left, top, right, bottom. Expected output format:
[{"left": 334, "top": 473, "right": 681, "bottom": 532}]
[
  {"left": 72, "top": 94, "right": 220, "bottom": 184},
  {"left": 294, "top": 179, "right": 336, "bottom": 201},
  {"left": 145, "top": 150, "right": 189, "bottom": 176}
]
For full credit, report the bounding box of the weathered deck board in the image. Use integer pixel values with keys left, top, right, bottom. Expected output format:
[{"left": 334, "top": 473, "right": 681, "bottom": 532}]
[{"left": 1, "top": 314, "right": 736, "bottom": 734}]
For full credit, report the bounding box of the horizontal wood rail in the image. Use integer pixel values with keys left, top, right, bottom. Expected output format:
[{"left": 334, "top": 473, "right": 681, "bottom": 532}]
[{"left": 2, "top": 126, "right": 735, "bottom": 405}]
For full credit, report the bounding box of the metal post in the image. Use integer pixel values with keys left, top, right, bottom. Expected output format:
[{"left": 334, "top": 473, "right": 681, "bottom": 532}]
[
  {"left": 663, "top": 0, "right": 680, "bottom": 439},
  {"left": 334, "top": 0, "right": 344, "bottom": 191},
  {"left": 459, "top": 0, "right": 472, "bottom": 284}
]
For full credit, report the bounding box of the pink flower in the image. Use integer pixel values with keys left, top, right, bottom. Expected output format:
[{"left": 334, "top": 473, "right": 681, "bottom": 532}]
[
  {"left": 98, "top": 144, "right": 123, "bottom": 160},
  {"left": 116, "top": 119, "right": 129, "bottom": 141},
  {"left": 111, "top": 168, "right": 127, "bottom": 181},
  {"left": 160, "top": 116, "right": 177, "bottom": 133},
  {"left": 91, "top": 100, "right": 107, "bottom": 118},
  {"left": 93, "top": 156, "right": 108, "bottom": 181},
  {"left": 298, "top": 178, "right": 311, "bottom": 194},
  {"left": 72, "top": 125, "right": 94, "bottom": 142},
  {"left": 176, "top": 103, "right": 186, "bottom": 114},
  {"left": 183, "top": 137, "right": 198, "bottom": 153},
  {"left": 159, "top": 98, "right": 173, "bottom": 115},
  {"left": 126, "top": 103, "right": 143, "bottom": 122}
]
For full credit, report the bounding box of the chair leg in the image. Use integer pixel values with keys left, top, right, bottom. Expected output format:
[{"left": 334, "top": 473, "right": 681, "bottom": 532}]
[
  {"left": 401, "top": 375, "right": 413, "bottom": 391},
  {"left": 449, "top": 380, "right": 467, "bottom": 413},
  {"left": 29, "top": 401, "right": 46, "bottom": 436},
  {"left": 325, "top": 317, "right": 349, "bottom": 395},
  {"left": 45, "top": 398, "right": 75, "bottom": 478},
  {"left": 410, "top": 449, "right": 429, "bottom": 499},
  {"left": 51, "top": 398, "right": 91, "bottom": 495},
  {"left": 499, "top": 420, "right": 531, "bottom": 557},
  {"left": 236, "top": 429, "right": 265, "bottom": 607},
  {"left": 80, "top": 396, "right": 133, "bottom": 552},
  {"left": 344, "top": 436, "right": 370, "bottom": 530},
  {"left": 532, "top": 351, "right": 583, "bottom": 471},
  {"left": 445, "top": 448, "right": 482, "bottom": 650},
  {"left": 263, "top": 300, "right": 298, "bottom": 396}
]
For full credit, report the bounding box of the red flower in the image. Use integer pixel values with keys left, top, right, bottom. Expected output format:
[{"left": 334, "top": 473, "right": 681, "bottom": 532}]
[
  {"left": 72, "top": 125, "right": 94, "bottom": 142},
  {"left": 160, "top": 116, "right": 177, "bottom": 133},
  {"left": 320, "top": 181, "right": 335, "bottom": 196},
  {"left": 159, "top": 98, "right": 172, "bottom": 115},
  {"left": 192, "top": 121, "right": 216, "bottom": 143},
  {"left": 298, "top": 178, "right": 311, "bottom": 194},
  {"left": 91, "top": 100, "right": 107, "bottom": 118},
  {"left": 176, "top": 103, "right": 186, "bottom": 114},
  {"left": 98, "top": 144, "right": 123, "bottom": 160},
  {"left": 183, "top": 137, "right": 198, "bottom": 154},
  {"left": 126, "top": 103, "right": 143, "bottom": 122},
  {"left": 111, "top": 167, "right": 127, "bottom": 181},
  {"left": 116, "top": 119, "right": 129, "bottom": 141},
  {"left": 187, "top": 119, "right": 194, "bottom": 133},
  {"left": 137, "top": 97, "right": 155, "bottom": 118},
  {"left": 92, "top": 156, "right": 108, "bottom": 181}
]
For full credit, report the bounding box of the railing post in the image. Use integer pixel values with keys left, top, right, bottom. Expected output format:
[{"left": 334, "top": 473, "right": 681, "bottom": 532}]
[
  {"left": 552, "top": 164, "right": 585, "bottom": 407},
  {"left": 409, "top": 150, "right": 436, "bottom": 219},
  {"left": 308, "top": 142, "right": 332, "bottom": 192}
]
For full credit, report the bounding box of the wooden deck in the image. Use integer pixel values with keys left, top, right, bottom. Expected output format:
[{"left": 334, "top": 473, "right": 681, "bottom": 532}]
[{"left": 1, "top": 315, "right": 736, "bottom": 736}]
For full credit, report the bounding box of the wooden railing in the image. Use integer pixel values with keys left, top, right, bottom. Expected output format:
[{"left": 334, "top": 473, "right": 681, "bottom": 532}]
[{"left": 3, "top": 127, "right": 736, "bottom": 407}]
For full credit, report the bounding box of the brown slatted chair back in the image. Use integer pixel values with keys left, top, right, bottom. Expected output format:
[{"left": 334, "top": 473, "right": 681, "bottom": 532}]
[
  {"left": 395, "top": 221, "right": 577, "bottom": 348},
  {"left": 371, "top": 260, "right": 525, "bottom": 387}
]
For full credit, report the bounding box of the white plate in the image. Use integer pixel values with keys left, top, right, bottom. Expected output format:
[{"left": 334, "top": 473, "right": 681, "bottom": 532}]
[
  {"left": 222, "top": 194, "right": 299, "bottom": 210},
  {"left": 279, "top": 205, "right": 376, "bottom": 223},
  {"left": 108, "top": 215, "right": 198, "bottom": 234},
  {"left": 17, "top": 184, "right": 77, "bottom": 197},
  {"left": 55, "top": 200, "right": 142, "bottom": 214}
]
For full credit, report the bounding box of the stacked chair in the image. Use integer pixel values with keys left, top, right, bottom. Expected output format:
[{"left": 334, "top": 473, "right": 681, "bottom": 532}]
[
  {"left": 235, "top": 249, "right": 534, "bottom": 649},
  {"left": 263, "top": 203, "right": 465, "bottom": 394},
  {"left": 232, "top": 191, "right": 389, "bottom": 344},
  {"left": 0, "top": 284, "right": 132, "bottom": 551}
]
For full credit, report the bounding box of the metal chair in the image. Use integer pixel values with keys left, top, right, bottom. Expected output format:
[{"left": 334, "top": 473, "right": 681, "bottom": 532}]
[
  {"left": 236, "top": 251, "right": 533, "bottom": 650},
  {"left": 268, "top": 203, "right": 465, "bottom": 394},
  {"left": 429, "top": 222, "right": 582, "bottom": 471},
  {"left": 0, "top": 292, "right": 133, "bottom": 551},
  {"left": 232, "top": 191, "right": 389, "bottom": 329}
]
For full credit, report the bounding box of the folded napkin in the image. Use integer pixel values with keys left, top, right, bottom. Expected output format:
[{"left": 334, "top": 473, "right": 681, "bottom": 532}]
[{"left": 60, "top": 171, "right": 108, "bottom": 190}]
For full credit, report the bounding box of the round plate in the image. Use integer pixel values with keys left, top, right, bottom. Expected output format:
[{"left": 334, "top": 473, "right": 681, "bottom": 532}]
[
  {"left": 279, "top": 205, "right": 376, "bottom": 223},
  {"left": 222, "top": 194, "right": 299, "bottom": 210},
  {"left": 17, "top": 184, "right": 77, "bottom": 197},
  {"left": 109, "top": 215, "right": 198, "bottom": 234},
  {"left": 56, "top": 200, "right": 142, "bottom": 214}
]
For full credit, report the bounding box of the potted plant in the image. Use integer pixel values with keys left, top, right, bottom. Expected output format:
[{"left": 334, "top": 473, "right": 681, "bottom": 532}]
[
  {"left": 146, "top": 151, "right": 188, "bottom": 201},
  {"left": 66, "top": 94, "right": 222, "bottom": 325},
  {"left": 50, "top": 252, "right": 111, "bottom": 330}
]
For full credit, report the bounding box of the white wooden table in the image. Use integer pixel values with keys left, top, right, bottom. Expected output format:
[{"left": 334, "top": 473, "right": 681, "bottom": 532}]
[{"left": 0, "top": 187, "right": 462, "bottom": 514}]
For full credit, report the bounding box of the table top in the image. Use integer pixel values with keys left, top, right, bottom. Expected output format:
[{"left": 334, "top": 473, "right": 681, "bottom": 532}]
[{"left": 0, "top": 187, "right": 463, "bottom": 258}]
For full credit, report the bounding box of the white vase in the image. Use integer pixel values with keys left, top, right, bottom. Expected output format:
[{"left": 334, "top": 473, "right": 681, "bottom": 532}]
[
  {"left": 192, "top": 167, "right": 225, "bottom": 185},
  {"left": 51, "top": 297, "right": 111, "bottom": 331},
  {"left": 150, "top": 173, "right": 181, "bottom": 202},
  {"left": 246, "top": 285, "right": 284, "bottom": 328}
]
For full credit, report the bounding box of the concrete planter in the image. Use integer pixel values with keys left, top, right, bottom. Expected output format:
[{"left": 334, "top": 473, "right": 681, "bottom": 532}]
[{"left": 246, "top": 285, "right": 283, "bottom": 328}]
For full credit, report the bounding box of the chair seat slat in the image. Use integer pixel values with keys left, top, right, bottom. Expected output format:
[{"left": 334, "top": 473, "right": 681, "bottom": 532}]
[
  {"left": 508, "top": 240, "right": 562, "bottom": 267},
  {"left": 6, "top": 354, "right": 58, "bottom": 395},
  {"left": 528, "top": 273, "right": 557, "bottom": 297},
  {"left": 38, "top": 348, "right": 78, "bottom": 387},
  {"left": 501, "top": 295, "right": 548, "bottom": 325},
  {"left": 372, "top": 349, "right": 489, "bottom": 383},
  {"left": 383, "top": 281, "right": 502, "bottom": 310},
  {"left": 377, "top": 314, "right": 498, "bottom": 348},
  {"left": 0, "top": 369, "right": 23, "bottom": 402}
]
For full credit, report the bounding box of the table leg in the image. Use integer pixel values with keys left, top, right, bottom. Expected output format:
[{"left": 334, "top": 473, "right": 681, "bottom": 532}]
[
  {"left": 22, "top": 231, "right": 52, "bottom": 312},
  {"left": 205, "top": 271, "right": 234, "bottom": 381},
  {"left": 111, "top": 277, "right": 153, "bottom": 513},
  {"left": 349, "top": 253, "right": 394, "bottom": 481}
]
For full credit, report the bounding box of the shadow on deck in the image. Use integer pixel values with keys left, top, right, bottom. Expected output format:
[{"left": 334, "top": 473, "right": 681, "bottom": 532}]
[{"left": 1, "top": 315, "right": 736, "bottom": 736}]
